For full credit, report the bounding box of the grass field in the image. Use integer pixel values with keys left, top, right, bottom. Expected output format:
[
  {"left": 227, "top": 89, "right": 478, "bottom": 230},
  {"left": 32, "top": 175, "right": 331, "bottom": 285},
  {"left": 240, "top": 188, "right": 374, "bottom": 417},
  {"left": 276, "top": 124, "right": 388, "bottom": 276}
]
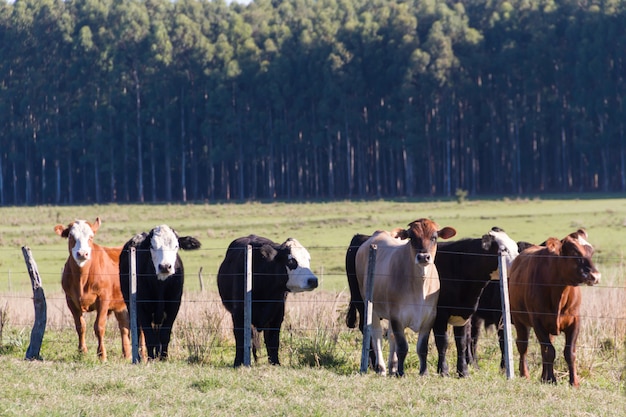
[{"left": 0, "top": 197, "right": 625, "bottom": 416}]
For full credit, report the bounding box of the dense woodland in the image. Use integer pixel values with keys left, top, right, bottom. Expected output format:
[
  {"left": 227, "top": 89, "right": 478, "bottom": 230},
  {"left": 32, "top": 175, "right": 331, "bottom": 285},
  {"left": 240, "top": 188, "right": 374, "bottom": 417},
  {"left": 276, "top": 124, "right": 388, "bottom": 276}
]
[{"left": 1, "top": 0, "right": 625, "bottom": 205}]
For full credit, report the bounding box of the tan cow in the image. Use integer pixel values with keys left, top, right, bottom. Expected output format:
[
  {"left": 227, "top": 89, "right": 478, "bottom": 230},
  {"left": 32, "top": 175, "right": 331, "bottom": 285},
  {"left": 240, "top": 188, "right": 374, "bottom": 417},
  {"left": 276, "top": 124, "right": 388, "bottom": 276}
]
[
  {"left": 55, "top": 217, "right": 131, "bottom": 360},
  {"left": 508, "top": 229, "right": 600, "bottom": 386},
  {"left": 355, "top": 218, "right": 456, "bottom": 376}
]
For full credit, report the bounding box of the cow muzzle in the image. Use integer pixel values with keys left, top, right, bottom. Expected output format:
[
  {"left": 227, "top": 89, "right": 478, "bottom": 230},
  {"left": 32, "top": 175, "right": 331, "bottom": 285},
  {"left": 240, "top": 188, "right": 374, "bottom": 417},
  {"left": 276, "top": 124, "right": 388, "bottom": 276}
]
[
  {"left": 415, "top": 252, "right": 431, "bottom": 265},
  {"left": 157, "top": 263, "right": 175, "bottom": 279}
]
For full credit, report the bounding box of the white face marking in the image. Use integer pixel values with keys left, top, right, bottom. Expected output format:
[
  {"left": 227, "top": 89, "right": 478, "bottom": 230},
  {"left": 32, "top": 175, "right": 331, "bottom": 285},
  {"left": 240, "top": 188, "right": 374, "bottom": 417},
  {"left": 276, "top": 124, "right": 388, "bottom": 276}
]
[
  {"left": 283, "top": 239, "right": 318, "bottom": 292},
  {"left": 489, "top": 229, "right": 519, "bottom": 270},
  {"left": 150, "top": 225, "right": 179, "bottom": 280},
  {"left": 69, "top": 220, "right": 94, "bottom": 268}
]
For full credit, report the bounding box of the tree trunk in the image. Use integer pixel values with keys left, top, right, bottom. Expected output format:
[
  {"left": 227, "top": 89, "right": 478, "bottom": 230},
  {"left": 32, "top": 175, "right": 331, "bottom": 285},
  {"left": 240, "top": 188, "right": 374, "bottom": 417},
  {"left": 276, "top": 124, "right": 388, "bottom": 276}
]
[{"left": 133, "top": 67, "right": 144, "bottom": 203}]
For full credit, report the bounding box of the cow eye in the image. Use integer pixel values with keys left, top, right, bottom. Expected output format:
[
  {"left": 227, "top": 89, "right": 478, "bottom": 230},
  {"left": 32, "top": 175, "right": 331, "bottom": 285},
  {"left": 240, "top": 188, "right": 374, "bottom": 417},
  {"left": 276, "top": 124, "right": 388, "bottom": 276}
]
[{"left": 286, "top": 257, "right": 298, "bottom": 270}]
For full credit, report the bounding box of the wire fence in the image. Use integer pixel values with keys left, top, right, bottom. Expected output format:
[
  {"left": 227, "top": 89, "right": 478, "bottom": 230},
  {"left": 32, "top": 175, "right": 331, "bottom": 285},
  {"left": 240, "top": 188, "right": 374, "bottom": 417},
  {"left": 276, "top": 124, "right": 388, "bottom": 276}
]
[{"left": 0, "top": 245, "right": 624, "bottom": 380}]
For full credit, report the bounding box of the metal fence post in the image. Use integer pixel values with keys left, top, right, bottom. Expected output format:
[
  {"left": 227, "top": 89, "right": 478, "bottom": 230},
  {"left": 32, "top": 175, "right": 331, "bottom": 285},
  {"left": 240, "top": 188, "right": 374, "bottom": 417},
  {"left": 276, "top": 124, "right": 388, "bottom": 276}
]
[
  {"left": 129, "top": 247, "right": 140, "bottom": 364},
  {"left": 243, "top": 244, "right": 252, "bottom": 367},
  {"left": 499, "top": 253, "right": 515, "bottom": 379},
  {"left": 360, "top": 244, "right": 377, "bottom": 373}
]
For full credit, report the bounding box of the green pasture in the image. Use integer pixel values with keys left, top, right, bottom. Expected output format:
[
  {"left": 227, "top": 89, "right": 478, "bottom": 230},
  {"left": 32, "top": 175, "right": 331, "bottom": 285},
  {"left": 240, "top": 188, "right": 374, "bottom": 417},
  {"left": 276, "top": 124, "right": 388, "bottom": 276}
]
[
  {"left": 0, "top": 197, "right": 625, "bottom": 416},
  {"left": 0, "top": 196, "right": 625, "bottom": 293}
]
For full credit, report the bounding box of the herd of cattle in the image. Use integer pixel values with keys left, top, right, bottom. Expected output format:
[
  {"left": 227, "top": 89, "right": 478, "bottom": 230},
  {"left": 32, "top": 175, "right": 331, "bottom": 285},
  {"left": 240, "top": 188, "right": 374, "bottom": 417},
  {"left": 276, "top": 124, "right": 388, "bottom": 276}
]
[{"left": 53, "top": 216, "right": 601, "bottom": 386}]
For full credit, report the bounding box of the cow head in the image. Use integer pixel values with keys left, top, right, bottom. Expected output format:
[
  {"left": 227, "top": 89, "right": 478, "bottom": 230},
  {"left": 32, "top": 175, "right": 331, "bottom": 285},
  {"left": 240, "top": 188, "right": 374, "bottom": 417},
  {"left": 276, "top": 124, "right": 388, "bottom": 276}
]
[
  {"left": 148, "top": 225, "right": 201, "bottom": 280},
  {"left": 54, "top": 217, "right": 101, "bottom": 268},
  {"left": 482, "top": 226, "right": 520, "bottom": 271},
  {"left": 281, "top": 238, "right": 319, "bottom": 292},
  {"left": 561, "top": 229, "right": 600, "bottom": 286},
  {"left": 395, "top": 218, "right": 456, "bottom": 277}
]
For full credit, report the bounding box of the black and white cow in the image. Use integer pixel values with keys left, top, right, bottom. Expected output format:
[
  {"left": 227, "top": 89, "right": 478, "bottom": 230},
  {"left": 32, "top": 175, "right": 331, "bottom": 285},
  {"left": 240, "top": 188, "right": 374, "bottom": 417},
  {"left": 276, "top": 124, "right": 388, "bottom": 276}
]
[
  {"left": 119, "top": 225, "right": 201, "bottom": 360},
  {"left": 217, "top": 235, "right": 318, "bottom": 367},
  {"left": 432, "top": 227, "right": 519, "bottom": 377}
]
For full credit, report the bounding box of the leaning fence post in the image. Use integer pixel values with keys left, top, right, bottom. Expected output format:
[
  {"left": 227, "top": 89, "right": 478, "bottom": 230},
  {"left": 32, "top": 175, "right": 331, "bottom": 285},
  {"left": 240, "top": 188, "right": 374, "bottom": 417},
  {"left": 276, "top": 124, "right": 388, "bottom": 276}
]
[
  {"left": 243, "top": 244, "right": 253, "bottom": 367},
  {"left": 129, "top": 247, "right": 140, "bottom": 364},
  {"left": 498, "top": 253, "right": 515, "bottom": 379},
  {"left": 22, "top": 246, "right": 47, "bottom": 360},
  {"left": 360, "top": 244, "right": 377, "bottom": 373}
]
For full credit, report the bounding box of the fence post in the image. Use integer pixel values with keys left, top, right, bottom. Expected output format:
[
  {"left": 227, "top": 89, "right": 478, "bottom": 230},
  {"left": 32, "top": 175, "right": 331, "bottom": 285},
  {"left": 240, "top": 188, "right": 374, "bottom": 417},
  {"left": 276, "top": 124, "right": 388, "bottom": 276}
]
[
  {"left": 243, "top": 244, "right": 253, "bottom": 367},
  {"left": 21, "top": 246, "right": 47, "bottom": 360},
  {"left": 360, "top": 244, "right": 377, "bottom": 373},
  {"left": 129, "top": 247, "right": 140, "bottom": 364},
  {"left": 498, "top": 253, "right": 515, "bottom": 379}
]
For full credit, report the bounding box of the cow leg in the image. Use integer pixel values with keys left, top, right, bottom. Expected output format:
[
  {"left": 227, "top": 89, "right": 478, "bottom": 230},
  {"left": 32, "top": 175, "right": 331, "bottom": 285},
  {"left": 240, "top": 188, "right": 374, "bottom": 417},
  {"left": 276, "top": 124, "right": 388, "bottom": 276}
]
[
  {"left": 563, "top": 324, "right": 580, "bottom": 387},
  {"left": 389, "top": 319, "right": 408, "bottom": 377},
  {"left": 454, "top": 324, "right": 470, "bottom": 377},
  {"left": 157, "top": 302, "right": 182, "bottom": 360},
  {"left": 370, "top": 317, "right": 386, "bottom": 375},
  {"left": 497, "top": 324, "right": 506, "bottom": 370},
  {"left": 66, "top": 299, "right": 88, "bottom": 355},
  {"left": 433, "top": 315, "right": 450, "bottom": 376},
  {"left": 138, "top": 310, "right": 158, "bottom": 360},
  {"left": 514, "top": 323, "right": 530, "bottom": 379},
  {"left": 94, "top": 304, "right": 109, "bottom": 361},
  {"left": 387, "top": 331, "right": 398, "bottom": 375},
  {"left": 468, "top": 316, "right": 481, "bottom": 368},
  {"left": 114, "top": 309, "right": 132, "bottom": 359},
  {"left": 263, "top": 327, "right": 281, "bottom": 365},
  {"left": 417, "top": 329, "right": 430, "bottom": 376}
]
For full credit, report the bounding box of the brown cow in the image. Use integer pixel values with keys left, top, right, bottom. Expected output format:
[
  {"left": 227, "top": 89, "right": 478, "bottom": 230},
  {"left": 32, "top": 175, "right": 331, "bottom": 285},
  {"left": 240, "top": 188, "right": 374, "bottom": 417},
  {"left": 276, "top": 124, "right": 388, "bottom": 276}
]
[
  {"left": 508, "top": 229, "right": 600, "bottom": 386},
  {"left": 55, "top": 217, "right": 131, "bottom": 360},
  {"left": 355, "top": 219, "right": 456, "bottom": 376}
]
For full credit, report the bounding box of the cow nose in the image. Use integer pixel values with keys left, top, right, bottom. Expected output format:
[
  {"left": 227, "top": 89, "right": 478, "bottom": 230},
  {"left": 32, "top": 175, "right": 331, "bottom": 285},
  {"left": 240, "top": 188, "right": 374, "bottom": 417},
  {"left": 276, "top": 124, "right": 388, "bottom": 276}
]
[
  {"left": 159, "top": 263, "right": 172, "bottom": 273},
  {"left": 78, "top": 250, "right": 89, "bottom": 259},
  {"left": 308, "top": 277, "right": 319, "bottom": 289},
  {"left": 416, "top": 252, "right": 431, "bottom": 264}
]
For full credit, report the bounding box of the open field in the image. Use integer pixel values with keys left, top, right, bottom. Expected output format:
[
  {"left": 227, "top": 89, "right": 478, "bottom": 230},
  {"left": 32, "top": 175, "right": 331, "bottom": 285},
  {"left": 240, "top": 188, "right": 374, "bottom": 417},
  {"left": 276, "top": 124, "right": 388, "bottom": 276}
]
[{"left": 0, "top": 197, "right": 625, "bottom": 416}]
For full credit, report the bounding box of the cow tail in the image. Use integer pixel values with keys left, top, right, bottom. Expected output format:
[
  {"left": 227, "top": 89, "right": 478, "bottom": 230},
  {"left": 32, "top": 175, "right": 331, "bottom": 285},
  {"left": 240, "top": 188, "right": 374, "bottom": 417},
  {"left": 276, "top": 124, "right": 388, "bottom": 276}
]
[{"left": 251, "top": 326, "right": 261, "bottom": 363}]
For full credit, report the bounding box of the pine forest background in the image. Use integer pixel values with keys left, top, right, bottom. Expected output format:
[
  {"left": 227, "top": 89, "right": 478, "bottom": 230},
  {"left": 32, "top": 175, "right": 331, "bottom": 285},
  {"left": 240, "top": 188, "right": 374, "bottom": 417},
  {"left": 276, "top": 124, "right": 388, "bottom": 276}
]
[{"left": 1, "top": 0, "right": 626, "bottom": 205}]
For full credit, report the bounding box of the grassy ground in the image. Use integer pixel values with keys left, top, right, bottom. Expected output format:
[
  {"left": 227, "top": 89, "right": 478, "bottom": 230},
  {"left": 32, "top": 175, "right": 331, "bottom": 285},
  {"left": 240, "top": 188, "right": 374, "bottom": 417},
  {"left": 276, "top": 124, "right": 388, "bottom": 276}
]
[{"left": 0, "top": 197, "right": 625, "bottom": 415}]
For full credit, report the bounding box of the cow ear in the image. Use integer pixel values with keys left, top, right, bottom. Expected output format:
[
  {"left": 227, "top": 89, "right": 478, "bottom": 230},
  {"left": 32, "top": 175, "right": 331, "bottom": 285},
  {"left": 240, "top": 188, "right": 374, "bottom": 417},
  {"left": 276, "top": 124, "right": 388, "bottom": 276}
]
[
  {"left": 54, "top": 224, "right": 69, "bottom": 238},
  {"left": 481, "top": 234, "right": 495, "bottom": 250},
  {"left": 91, "top": 217, "right": 101, "bottom": 233},
  {"left": 259, "top": 244, "right": 278, "bottom": 261},
  {"left": 544, "top": 237, "right": 562, "bottom": 254},
  {"left": 179, "top": 236, "right": 201, "bottom": 250},
  {"left": 438, "top": 227, "right": 456, "bottom": 240},
  {"left": 127, "top": 233, "right": 148, "bottom": 248},
  {"left": 391, "top": 228, "right": 408, "bottom": 240}
]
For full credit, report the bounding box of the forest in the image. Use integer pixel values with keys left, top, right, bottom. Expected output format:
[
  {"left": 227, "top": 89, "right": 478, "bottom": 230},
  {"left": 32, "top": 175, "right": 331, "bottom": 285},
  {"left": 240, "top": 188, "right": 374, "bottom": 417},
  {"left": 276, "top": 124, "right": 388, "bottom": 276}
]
[{"left": 1, "top": 0, "right": 625, "bottom": 205}]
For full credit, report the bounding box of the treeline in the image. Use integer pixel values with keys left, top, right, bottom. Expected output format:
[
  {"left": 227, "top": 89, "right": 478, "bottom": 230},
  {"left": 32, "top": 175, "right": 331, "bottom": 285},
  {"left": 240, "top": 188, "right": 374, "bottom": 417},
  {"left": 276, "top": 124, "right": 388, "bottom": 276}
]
[{"left": 1, "top": 0, "right": 625, "bottom": 205}]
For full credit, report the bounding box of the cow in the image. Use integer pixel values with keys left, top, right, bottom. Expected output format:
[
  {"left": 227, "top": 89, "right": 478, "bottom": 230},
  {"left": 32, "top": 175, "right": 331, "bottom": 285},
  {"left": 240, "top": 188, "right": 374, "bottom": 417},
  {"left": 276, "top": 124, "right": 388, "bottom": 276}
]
[
  {"left": 508, "top": 229, "right": 600, "bottom": 386},
  {"left": 217, "top": 235, "right": 319, "bottom": 367},
  {"left": 432, "top": 227, "right": 519, "bottom": 377},
  {"left": 469, "top": 240, "right": 534, "bottom": 370},
  {"left": 54, "top": 217, "right": 130, "bottom": 360},
  {"left": 354, "top": 219, "right": 456, "bottom": 376},
  {"left": 119, "top": 225, "right": 201, "bottom": 360}
]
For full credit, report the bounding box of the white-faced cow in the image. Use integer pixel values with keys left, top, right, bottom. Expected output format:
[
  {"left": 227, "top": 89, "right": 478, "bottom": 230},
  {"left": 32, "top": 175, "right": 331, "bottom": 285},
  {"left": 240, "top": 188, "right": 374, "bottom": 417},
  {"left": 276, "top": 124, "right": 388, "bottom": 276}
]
[
  {"left": 119, "top": 225, "right": 201, "bottom": 360},
  {"left": 217, "top": 235, "right": 318, "bottom": 367},
  {"left": 432, "top": 227, "right": 519, "bottom": 377},
  {"left": 55, "top": 217, "right": 130, "bottom": 360},
  {"left": 508, "top": 229, "right": 600, "bottom": 386},
  {"left": 354, "top": 219, "right": 456, "bottom": 376}
]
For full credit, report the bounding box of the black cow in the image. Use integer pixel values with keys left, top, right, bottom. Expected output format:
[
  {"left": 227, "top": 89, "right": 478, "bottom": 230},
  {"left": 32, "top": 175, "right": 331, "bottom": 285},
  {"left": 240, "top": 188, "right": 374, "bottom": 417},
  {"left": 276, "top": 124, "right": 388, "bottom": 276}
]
[
  {"left": 120, "top": 225, "right": 201, "bottom": 360},
  {"left": 431, "top": 227, "right": 519, "bottom": 377},
  {"left": 217, "top": 235, "right": 318, "bottom": 367}
]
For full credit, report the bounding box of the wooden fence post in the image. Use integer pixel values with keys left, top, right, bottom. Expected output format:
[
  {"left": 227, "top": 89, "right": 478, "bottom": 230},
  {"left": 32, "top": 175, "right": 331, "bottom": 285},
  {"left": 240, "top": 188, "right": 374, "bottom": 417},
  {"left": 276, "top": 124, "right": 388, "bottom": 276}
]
[
  {"left": 243, "top": 244, "right": 253, "bottom": 367},
  {"left": 360, "top": 244, "right": 377, "bottom": 373},
  {"left": 499, "top": 253, "right": 515, "bottom": 379},
  {"left": 21, "top": 246, "right": 47, "bottom": 361},
  {"left": 129, "top": 247, "right": 140, "bottom": 364}
]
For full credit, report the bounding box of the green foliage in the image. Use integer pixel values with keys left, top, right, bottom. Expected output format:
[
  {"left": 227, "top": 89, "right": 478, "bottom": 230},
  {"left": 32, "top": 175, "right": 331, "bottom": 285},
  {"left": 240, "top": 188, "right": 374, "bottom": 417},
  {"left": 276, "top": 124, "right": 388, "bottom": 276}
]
[{"left": 1, "top": 0, "right": 626, "bottom": 204}]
